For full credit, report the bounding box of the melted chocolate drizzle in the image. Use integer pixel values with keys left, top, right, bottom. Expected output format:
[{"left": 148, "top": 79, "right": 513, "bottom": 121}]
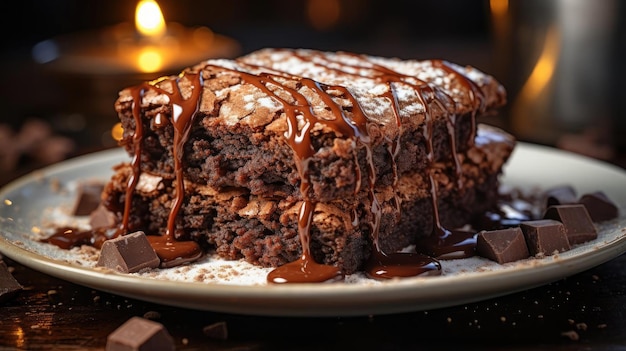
[
  {"left": 45, "top": 227, "right": 112, "bottom": 250},
  {"left": 226, "top": 70, "right": 372, "bottom": 283},
  {"left": 416, "top": 229, "right": 478, "bottom": 260},
  {"left": 44, "top": 50, "right": 490, "bottom": 282},
  {"left": 119, "top": 73, "right": 205, "bottom": 266}
]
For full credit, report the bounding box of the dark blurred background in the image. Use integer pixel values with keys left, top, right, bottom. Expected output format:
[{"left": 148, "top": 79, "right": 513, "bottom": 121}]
[{"left": 0, "top": 0, "right": 624, "bottom": 180}]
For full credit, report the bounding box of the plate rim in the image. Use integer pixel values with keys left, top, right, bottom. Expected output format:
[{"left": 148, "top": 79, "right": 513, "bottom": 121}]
[{"left": 1, "top": 143, "right": 625, "bottom": 316}]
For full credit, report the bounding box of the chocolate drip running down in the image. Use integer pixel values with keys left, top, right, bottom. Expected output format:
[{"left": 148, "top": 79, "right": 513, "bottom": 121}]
[
  {"left": 233, "top": 72, "right": 366, "bottom": 283},
  {"left": 120, "top": 74, "right": 204, "bottom": 267}
]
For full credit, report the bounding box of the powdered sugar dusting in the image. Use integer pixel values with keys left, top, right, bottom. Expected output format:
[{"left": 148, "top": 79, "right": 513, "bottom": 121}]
[{"left": 199, "top": 48, "right": 499, "bottom": 126}]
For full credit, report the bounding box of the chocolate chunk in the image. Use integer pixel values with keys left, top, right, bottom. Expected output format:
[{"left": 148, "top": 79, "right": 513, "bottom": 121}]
[
  {"left": 476, "top": 227, "right": 530, "bottom": 264},
  {"left": 90, "top": 204, "right": 118, "bottom": 229},
  {"left": 544, "top": 185, "right": 578, "bottom": 207},
  {"left": 97, "top": 232, "right": 160, "bottom": 273},
  {"left": 543, "top": 204, "right": 597, "bottom": 245},
  {"left": 73, "top": 182, "right": 104, "bottom": 216},
  {"left": 202, "top": 321, "right": 229, "bottom": 340},
  {"left": 0, "top": 260, "right": 22, "bottom": 303},
  {"left": 520, "top": 219, "right": 571, "bottom": 256},
  {"left": 578, "top": 191, "right": 619, "bottom": 222},
  {"left": 106, "top": 316, "right": 174, "bottom": 351}
]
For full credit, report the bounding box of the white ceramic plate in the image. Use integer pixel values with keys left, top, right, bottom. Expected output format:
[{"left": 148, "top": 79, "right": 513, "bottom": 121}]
[{"left": 0, "top": 144, "right": 625, "bottom": 317}]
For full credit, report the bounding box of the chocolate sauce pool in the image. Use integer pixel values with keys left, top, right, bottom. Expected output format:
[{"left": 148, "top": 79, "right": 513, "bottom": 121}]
[{"left": 43, "top": 51, "right": 516, "bottom": 283}]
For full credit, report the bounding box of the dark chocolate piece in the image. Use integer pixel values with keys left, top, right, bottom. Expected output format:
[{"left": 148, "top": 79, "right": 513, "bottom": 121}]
[
  {"left": 73, "top": 182, "right": 105, "bottom": 216},
  {"left": 97, "top": 231, "right": 160, "bottom": 273},
  {"left": 106, "top": 316, "right": 174, "bottom": 351},
  {"left": 0, "top": 260, "right": 22, "bottom": 303},
  {"left": 543, "top": 204, "right": 597, "bottom": 245},
  {"left": 520, "top": 219, "right": 571, "bottom": 256},
  {"left": 544, "top": 185, "right": 578, "bottom": 207},
  {"left": 476, "top": 227, "right": 530, "bottom": 264},
  {"left": 89, "top": 204, "right": 118, "bottom": 229},
  {"left": 202, "top": 321, "right": 229, "bottom": 340},
  {"left": 578, "top": 191, "right": 619, "bottom": 222}
]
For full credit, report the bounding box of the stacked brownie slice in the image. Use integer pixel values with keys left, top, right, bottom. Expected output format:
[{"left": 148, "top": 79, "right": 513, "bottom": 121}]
[{"left": 101, "top": 48, "right": 515, "bottom": 274}]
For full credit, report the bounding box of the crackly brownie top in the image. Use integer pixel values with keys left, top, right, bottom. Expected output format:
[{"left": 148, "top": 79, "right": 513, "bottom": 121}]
[
  {"left": 236, "top": 48, "right": 505, "bottom": 118},
  {"left": 115, "top": 48, "right": 506, "bottom": 140}
]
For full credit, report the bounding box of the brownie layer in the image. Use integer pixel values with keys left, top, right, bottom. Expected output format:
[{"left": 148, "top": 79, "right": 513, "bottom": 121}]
[
  {"left": 114, "top": 49, "right": 506, "bottom": 202},
  {"left": 102, "top": 125, "right": 514, "bottom": 274}
]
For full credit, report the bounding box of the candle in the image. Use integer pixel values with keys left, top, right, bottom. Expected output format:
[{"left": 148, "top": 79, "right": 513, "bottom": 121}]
[
  {"left": 35, "top": 0, "right": 240, "bottom": 76},
  {"left": 29, "top": 1, "right": 240, "bottom": 150}
]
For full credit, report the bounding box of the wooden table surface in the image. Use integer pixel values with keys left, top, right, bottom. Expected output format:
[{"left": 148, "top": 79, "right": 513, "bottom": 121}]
[{"left": 1, "top": 250, "right": 625, "bottom": 350}]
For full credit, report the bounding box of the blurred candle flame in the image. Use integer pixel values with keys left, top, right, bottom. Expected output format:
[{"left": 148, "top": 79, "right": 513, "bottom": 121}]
[
  {"left": 112, "top": 122, "right": 124, "bottom": 141},
  {"left": 307, "top": 0, "right": 341, "bottom": 31},
  {"left": 511, "top": 25, "right": 560, "bottom": 139},
  {"left": 489, "top": 0, "right": 508, "bottom": 17},
  {"left": 13, "top": 326, "right": 25, "bottom": 349},
  {"left": 519, "top": 26, "right": 559, "bottom": 100},
  {"left": 134, "top": 0, "right": 167, "bottom": 72},
  {"left": 135, "top": 0, "right": 166, "bottom": 38},
  {"left": 137, "top": 47, "right": 164, "bottom": 72}
]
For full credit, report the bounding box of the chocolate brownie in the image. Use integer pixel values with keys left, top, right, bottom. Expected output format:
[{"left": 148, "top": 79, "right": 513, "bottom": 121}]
[{"left": 101, "top": 48, "right": 514, "bottom": 279}]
